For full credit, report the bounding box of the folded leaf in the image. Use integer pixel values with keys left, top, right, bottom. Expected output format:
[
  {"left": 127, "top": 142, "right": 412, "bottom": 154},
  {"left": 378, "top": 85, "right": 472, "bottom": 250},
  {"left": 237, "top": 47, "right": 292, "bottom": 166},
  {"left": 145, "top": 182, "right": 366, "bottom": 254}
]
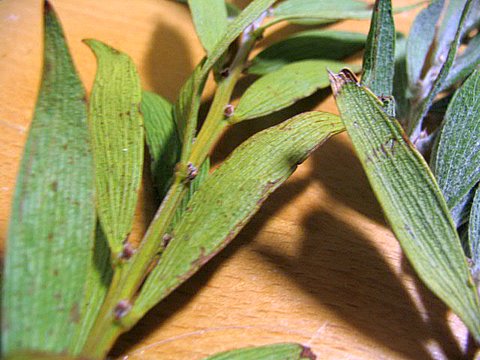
[
  {"left": 233, "top": 60, "right": 355, "bottom": 122},
  {"left": 142, "top": 91, "right": 180, "bottom": 199},
  {"left": 202, "top": 343, "right": 316, "bottom": 360},
  {"left": 188, "top": 0, "right": 228, "bottom": 54},
  {"left": 2, "top": 2, "right": 95, "bottom": 354},
  {"left": 84, "top": 39, "right": 144, "bottom": 256},
  {"left": 131, "top": 112, "right": 344, "bottom": 318},
  {"left": 361, "top": 0, "right": 395, "bottom": 98},
  {"left": 431, "top": 69, "right": 480, "bottom": 211},
  {"left": 329, "top": 69, "right": 480, "bottom": 341},
  {"left": 469, "top": 186, "right": 480, "bottom": 278},
  {"left": 248, "top": 30, "right": 366, "bottom": 75}
]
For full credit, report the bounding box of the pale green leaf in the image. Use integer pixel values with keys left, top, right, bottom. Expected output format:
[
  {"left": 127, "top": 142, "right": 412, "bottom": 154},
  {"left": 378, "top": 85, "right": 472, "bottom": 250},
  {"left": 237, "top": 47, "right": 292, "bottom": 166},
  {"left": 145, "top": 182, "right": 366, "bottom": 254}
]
[
  {"left": 233, "top": 60, "right": 356, "bottom": 122},
  {"left": 272, "top": 0, "right": 419, "bottom": 24},
  {"left": 330, "top": 69, "right": 480, "bottom": 341},
  {"left": 248, "top": 30, "right": 366, "bottom": 75},
  {"left": 431, "top": 69, "right": 480, "bottom": 211},
  {"left": 84, "top": 39, "right": 144, "bottom": 256},
  {"left": 142, "top": 91, "right": 180, "bottom": 199},
  {"left": 361, "top": 0, "right": 395, "bottom": 97},
  {"left": 203, "top": 343, "right": 316, "bottom": 360},
  {"left": 131, "top": 112, "right": 344, "bottom": 318},
  {"left": 2, "top": 2, "right": 95, "bottom": 354},
  {"left": 188, "top": 0, "right": 228, "bottom": 54},
  {"left": 469, "top": 185, "right": 480, "bottom": 277}
]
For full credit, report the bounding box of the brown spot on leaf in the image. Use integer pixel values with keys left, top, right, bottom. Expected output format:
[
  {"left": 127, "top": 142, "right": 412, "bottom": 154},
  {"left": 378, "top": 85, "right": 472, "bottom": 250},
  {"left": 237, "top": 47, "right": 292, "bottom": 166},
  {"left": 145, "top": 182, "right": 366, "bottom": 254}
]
[
  {"left": 51, "top": 181, "right": 58, "bottom": 192},
  {"left": 300, "top": 345, "right": 317, "bottom": 360},
  {"left": 70, "top": 303, "right": 80, "bottom": 323}
]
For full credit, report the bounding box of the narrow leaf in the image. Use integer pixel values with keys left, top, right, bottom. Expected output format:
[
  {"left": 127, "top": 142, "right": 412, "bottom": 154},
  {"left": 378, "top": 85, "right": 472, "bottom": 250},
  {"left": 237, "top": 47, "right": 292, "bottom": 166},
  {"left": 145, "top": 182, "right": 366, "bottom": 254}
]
[
  {"left": 248, "top": 30, "right": 366, "bottom": 75},
  {"left": 361, "top": 0, "right": 395, "bottom": 97},
  {"left": 443, "top": 32, "right": 480, "bottom": 91},
  {"left": 2, "top": 2, "right": 95, "bottom": 354},
  {"left": 70, "top": 226, "right": 112, "bottom": 354},
  {"left": 272, "top": 0, "right": 418, "bottom": 24},
  {"left": 188, "top": 0, "right": 228, "bottom": 54},
  {"left": 406, "top": 0, "right": 444, "bottom": 91},
  {"left": 142, "top": 91, "right": 180, "bottom": 199},
  {"left": 407, "top": 0, "right": 474, "bottom": 139},
  {"left": 469, "top": 185, "right": 480, "bottom": 278},
  {"left": 132, "top": 112, "right": 344, "bottom": 317},
  {"left": 233, "top": 60, "right": 356, "bottom": 122},
  {"left": 202, "top": 343, "right": 316, "bottom": 360},
  {"left": 431, "top": 69, "right": 480, "bottom": 211},
  {"left": 84, "top": 39, "right": 144, "bottom": 256},
  {"left": 329, "top": 69, "right": 480, "bottom": 341}
]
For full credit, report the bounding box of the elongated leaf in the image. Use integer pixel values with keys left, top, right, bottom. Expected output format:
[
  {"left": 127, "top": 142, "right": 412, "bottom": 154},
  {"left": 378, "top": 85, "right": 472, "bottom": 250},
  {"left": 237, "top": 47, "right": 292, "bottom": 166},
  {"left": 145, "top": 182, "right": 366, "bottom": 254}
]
[
  {"left": 233, "top": 60, "right": 355, "bottom": 122},
  {"left": 406, "top": 0, "right": 444, "bottom": 91},
  {"left": 361, "top": 0, "right": 395, "bottom": 97},
  {"left": 271, "top": 0, "right": 418, "bottom": 24},
  {"left": 84, "top": 39, "right": 144, "bottom": 256},
  {"left": 407, "top": 0, "right": 474, "bottom": 140},
  {"left": 431, "top": 69, "right": 480, "bottom": 211},
  {"left": 2, "top": 2, "right": 95, "bottom": 354},
  {"left": 142, "top": 91, "right": 180, "bottom": 198},
  {"left": 70, "top": 226, "right": 112, "bottom": 354},
  {"left": 443, "top": 32, "right": 480, "bottom": 91},
  {"left": 203, "top": 343, "right": 316, "bottom": 360},
  {"left": 469, "top": 186, "right": 480, "bottom": 277},
  {"left": 131, "top": 112, "right": 344, "bottom": 317},
  {"left": 202, "top": 0, "right": 276, "bottom": 73},
  {"left": 188, "top": 0, "right": 228, "bottom": 54},
  {"left": 248, "top": 30, "right": 366, "bottom": 75},
  {"left": 329, "top": 69, "right": 480, "bottom": 341}
]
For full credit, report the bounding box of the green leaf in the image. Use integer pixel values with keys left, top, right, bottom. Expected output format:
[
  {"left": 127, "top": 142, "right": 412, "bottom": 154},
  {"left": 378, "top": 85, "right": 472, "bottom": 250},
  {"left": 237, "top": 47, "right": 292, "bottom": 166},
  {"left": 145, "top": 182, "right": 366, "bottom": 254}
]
[
  {"left": 70, "top": 226, "right": 112, "bottom": 355},
  {"left": 202, "top": 343, "right": 316, "bottom": 360},
  {"left": 361, "top": 0, "right": 395, "bottom": 97},
  {"left": 202, "top": 0, "right": 276, "bottom": 74},
  {"left": 84, "top": 39, "right": 144, "bottom": 256},
  {"left": 131, "top": 112, "right": 344, "bottom": 317},
  {"left": 2, "top": 2, "right": 95, "bottom": 354},
  {"left": 329, "top": 69, "right": 480, "bottom": 341},
  {"left": 188, "top": 0, "right": 228, "bottom": 54},
  {"left": 142, "top": 91, "right": 180, "bottom": 199},
  {"left": 431, "top": 69, "right": 480, "bottom": 212},
  {"left": 271, "top": 0, "right": 419, "bottom": 24},
  {"left": 233, "top": 60, "right": 356, "bottom": 122},
  {"left": 406, "top": 0, "right": 443, "bottom": 91},
  {"left": 407, "top": 0, "right": 474, "bottom": 140},
  {"left": 248, "top": 30, "right": 366, "bottom": 75},
  {"left": 443, "top": 32, "right": 480, "bottom": 91},
  {"left": 469, "top": 185, "right": 480, "bottom": 277}
]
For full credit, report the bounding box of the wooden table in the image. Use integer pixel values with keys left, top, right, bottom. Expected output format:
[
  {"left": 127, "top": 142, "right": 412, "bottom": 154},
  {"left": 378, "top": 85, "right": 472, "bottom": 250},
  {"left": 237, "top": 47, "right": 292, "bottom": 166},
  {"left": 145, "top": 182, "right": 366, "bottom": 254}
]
[{"left": 0, "top": 1, "right": 472, "bottom": 359}]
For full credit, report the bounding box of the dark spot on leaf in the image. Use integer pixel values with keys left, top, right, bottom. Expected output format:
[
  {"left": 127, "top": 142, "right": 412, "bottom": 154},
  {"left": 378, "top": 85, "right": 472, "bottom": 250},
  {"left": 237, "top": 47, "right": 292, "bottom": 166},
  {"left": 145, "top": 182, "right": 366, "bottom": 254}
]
[
  {"left": 53, "top": 269, "right": 59, "bottom": 276},
  {"left": 70, "top": 303, "right": 81, "bottom": 323},
  {"left": 51, "top": 181, "right": 58, "bottom": 192},
  {"left": 48, "top": 233, "right": 54, "bottom": 242}
]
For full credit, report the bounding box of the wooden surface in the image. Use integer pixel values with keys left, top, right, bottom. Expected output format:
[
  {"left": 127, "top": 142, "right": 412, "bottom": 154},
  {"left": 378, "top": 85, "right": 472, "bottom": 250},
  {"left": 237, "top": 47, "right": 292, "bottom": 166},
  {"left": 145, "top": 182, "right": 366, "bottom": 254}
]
[{"left": 0, "top": 1, "right": 473, "bottom": 359}]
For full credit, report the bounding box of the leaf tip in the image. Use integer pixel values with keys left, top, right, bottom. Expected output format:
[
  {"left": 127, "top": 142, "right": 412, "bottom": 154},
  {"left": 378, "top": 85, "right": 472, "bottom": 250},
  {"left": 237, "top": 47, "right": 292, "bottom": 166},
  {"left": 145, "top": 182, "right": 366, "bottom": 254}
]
[
  {"left": 328, "top": 68, "right": 359, "bottom": 97},
  {"left": 44, "top": 0, "right": 53, "bottom": 14}
]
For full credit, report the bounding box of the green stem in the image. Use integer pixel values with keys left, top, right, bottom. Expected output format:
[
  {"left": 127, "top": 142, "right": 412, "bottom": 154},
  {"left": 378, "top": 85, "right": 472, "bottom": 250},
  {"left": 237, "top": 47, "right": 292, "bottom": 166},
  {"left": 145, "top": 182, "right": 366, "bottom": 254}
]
[{"left": 81, "top": 30, "right": 261, "bottom": 360}]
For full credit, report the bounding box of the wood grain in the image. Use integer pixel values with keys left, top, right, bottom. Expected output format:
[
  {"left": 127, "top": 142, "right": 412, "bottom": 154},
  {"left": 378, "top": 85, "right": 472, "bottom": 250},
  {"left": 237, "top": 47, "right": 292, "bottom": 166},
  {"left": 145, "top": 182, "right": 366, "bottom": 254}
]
[{"left": 0, "top": 1, "right": 473, "bottom": 359}]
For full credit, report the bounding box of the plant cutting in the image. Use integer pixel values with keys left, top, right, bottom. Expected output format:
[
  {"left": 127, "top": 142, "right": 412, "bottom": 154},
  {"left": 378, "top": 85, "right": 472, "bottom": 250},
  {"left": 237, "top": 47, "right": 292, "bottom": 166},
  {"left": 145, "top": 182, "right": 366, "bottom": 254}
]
[{"left": 2, "top": 0, "right": 480, "bottom": 359}]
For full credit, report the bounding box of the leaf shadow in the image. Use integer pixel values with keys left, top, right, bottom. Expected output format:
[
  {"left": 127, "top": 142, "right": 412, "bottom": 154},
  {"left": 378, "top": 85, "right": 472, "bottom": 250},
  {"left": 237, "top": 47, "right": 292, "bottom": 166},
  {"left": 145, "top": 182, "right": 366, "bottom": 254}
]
[{"left": 143, "top": 19, "right": 195, "bottom": 102}]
